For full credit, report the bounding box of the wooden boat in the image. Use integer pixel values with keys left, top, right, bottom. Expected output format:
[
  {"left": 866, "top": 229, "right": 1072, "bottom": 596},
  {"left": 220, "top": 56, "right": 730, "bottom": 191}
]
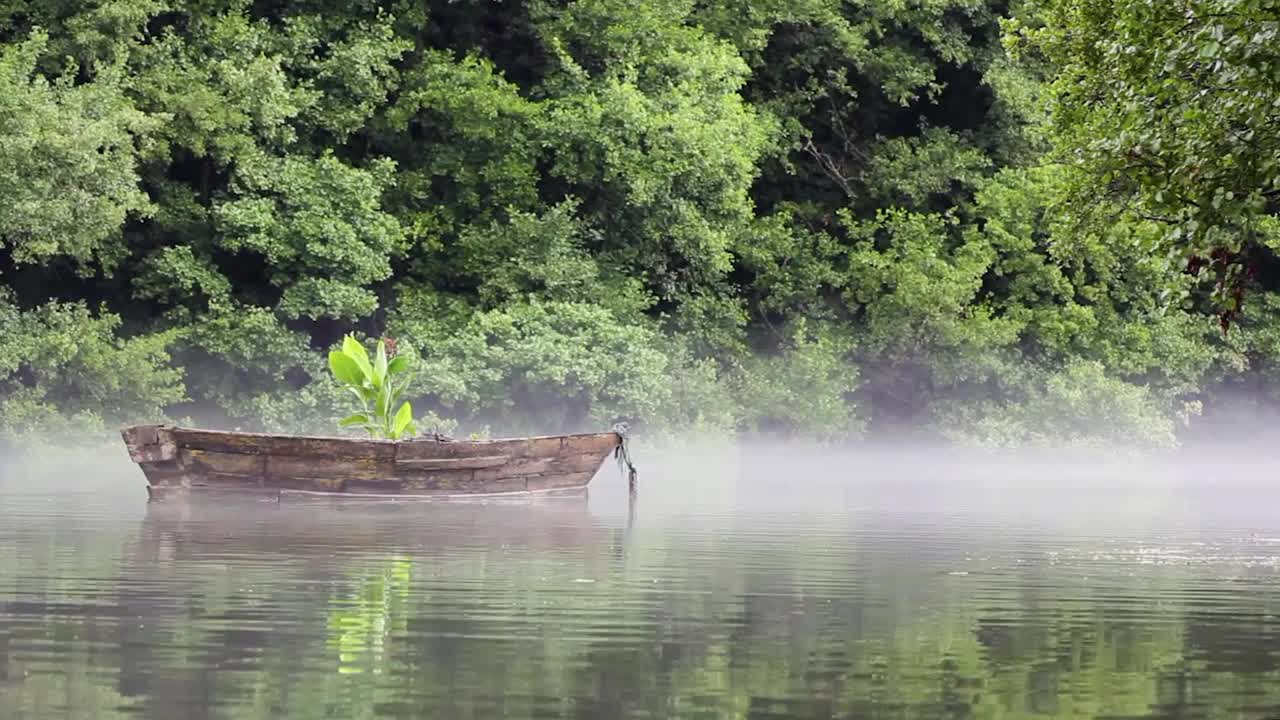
[{"left": 120, "top": 424, "right": 624, "bottom": 501}]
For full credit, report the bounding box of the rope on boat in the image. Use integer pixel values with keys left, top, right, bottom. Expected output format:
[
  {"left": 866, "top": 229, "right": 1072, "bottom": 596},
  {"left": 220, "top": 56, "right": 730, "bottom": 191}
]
[{"left": 612, "top": 422, "right": 638, "bottom": 490}]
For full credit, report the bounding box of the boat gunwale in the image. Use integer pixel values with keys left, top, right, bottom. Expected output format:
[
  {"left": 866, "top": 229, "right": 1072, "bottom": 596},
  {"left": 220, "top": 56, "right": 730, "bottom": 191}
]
[{"left": 132, "top": 424, "right": 620, "bottom": 446}]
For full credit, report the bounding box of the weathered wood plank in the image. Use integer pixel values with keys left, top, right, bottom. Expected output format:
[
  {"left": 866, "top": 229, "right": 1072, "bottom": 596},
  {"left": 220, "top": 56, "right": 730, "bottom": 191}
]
[
  {"left": 561, "top": 434, "right": 620, "bottom": 456},
  {"left": 272, "top": 437, "right": 393, "bottom": 460},
  {"left": 266, "top": 454, "right": 390, "bottom": 481},
  {"left": 394, "top": 433, "right": 614, "bottom": 461},
  {"left": 450, "top": 477, "right": 526, "bottom": 494},
  {"left": 470, "top": 457, "right": 556, "bottom": 481},
  {"left": 344, "top": 479, "right": 406, "bottom": 494},
  {"left": 555, "top": 451, "right": 613, "bottom": 474},
  {"left": 172, "top": 428, "right": 271, "bottom": 454},
  {"left": 394, "top": 454, "right": 510, "bottom": 470},
  {"left": 513, "top": 437, "right": 571, "bottom": 458},
  {"left": 174, "top": 428, "right": 393, "bottom": 460},
  {"left": 468, "top": 477, "right": 527, "bottom": 495},
  {"left": 267, "top": 476, "right": 346, "bottom": 492},
  {"left": 527, "top": 472, "right": 594, "bottom": 491},
  {"left": 182, "top": 448, "right": 266, "bottom": 476},
  {"left": 189, "top": 473, "right": 264, "bottom": 489},
  {"left": 397, "top": 469, "right": 477, "bottom": 490},
  {"left": 392, "top": 438, "right": 526, "bottom": 461},
  {"left": 347, "top": 477, "right": 528, "bottom": 495},
  {"left": 470, "top": 452, "right": 609, "bottom": 482}
]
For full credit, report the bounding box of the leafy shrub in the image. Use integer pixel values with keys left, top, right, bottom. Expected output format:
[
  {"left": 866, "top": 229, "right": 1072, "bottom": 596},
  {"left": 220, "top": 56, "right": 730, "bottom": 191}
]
[
  {"left": 931, "top": 361, "right": 1181, "bottom": 450},
  {"left": 735, "top": 321, "right": 865, "bottom": 441},
  {"left": 0, "top": 294, "right": 185, "bottom": 442},
  {"left": 328, "top": 335, "right": 417, "bottom": 440}
]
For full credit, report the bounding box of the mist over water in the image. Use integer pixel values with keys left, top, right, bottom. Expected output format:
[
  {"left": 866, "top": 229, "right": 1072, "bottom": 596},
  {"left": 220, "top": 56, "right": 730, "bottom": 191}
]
[{"left": 3, "top": 445, "right": 1280, "bottom": 719}]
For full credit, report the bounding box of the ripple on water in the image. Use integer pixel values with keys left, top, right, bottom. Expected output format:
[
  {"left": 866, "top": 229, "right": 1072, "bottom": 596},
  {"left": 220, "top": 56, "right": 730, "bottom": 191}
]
[{"left": 4, "top": 462, "right": 1280, "bottom": 719}]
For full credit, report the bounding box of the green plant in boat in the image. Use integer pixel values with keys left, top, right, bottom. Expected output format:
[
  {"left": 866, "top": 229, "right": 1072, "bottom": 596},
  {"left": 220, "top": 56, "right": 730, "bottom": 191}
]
[{"left": 329, "top": 335, "right": 417, "bottom": 440}]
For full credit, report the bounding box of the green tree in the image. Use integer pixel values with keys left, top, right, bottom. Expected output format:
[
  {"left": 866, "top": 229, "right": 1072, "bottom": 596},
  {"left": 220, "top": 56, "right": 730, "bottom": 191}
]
[
  {"left": 0, "top": 30, "right": 155, "bottom": 270},
  {"left": 0, "top": 0, "right": 1275, "bottom": 447},
  {"left": 1011, "top": 0, "right": 1280, "bottom": 322},
  {"left": 0, "top": 293, "right": 185, "bottom": 442}
]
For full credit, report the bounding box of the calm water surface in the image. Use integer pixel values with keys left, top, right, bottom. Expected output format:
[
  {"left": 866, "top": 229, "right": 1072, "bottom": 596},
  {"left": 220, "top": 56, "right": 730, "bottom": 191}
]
[{"left": 2, "top": 448, "right": 1280, "bottom": 719}]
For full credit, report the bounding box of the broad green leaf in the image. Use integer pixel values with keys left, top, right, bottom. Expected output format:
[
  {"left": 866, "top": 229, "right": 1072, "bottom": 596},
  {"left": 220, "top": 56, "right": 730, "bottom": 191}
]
[
  {"left": 373, "top": 340, "right": 388, "bottom": 387},
  {"left": 341, "top": 334, "right": 364, "bottom": 359},
  {"left": 329, "top": 351, "right": 364, "bottom": 386},
  {"left": 342, "top": 335, "right": 374, "bottom": 382},
  {"left": 392, "top": 401, "right": 413, "bottom": 438},
  {"left": 375, "top": 380, "right": 390, "bottom": 418},
  {"left": 339, "top": 413, "right": 369, "bottom": 427},
  {"left": 347, "top": 386, "right": 372, "bottom": 407},
  {"left": 387, "top": 355, "right": 411, "bottom": 375}
]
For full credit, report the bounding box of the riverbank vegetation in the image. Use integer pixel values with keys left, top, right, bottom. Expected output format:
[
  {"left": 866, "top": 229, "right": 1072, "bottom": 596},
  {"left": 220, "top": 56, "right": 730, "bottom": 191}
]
[{"left": 0, "top": 0, "right": 1276, "bottom": 448}]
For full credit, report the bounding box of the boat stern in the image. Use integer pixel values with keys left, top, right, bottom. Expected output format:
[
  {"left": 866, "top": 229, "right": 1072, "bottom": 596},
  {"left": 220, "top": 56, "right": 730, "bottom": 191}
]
[
  {"left": 121, "top": 425, "right": 178, "bottom": 464},
  {"left": 121, "top": 425, "right": 186, "bottom": 498}
]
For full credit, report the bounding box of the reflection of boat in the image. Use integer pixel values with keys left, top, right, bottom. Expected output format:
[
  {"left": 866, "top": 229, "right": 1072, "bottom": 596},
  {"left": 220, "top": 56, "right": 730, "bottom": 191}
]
[
  {"left": 120, "top": 425, "right": 622, "bottom": 501},
  {"left": 131, "top": 496, "right": 611, "bottom": 561},
  {"left": 112, "top": 497, "right": 620, "bottom": 689}
]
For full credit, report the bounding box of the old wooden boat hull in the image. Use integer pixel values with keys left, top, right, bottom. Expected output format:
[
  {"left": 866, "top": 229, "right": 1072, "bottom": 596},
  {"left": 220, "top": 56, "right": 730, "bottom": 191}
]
[{"left": 120, "top": 425, "right": 622, "bottom": 501}]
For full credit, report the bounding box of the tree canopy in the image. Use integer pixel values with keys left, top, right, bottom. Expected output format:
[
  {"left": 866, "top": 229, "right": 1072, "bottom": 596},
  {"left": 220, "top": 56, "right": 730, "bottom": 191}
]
[
  {"left": 0, "top": 0, "right": 1277, "bottom": 448},
  {"left": 1011, "top": 0, "right": 1280, "bottom": 328}
]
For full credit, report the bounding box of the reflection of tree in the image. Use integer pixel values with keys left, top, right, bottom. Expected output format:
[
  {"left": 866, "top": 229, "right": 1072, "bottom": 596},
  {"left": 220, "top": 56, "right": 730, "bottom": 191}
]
[{"left": 4, "top": 505, "right": 1280, "bottom": 718}]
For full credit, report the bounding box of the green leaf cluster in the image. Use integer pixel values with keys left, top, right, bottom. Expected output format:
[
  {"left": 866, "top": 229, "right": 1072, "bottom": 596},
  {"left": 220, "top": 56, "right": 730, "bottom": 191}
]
[{"left": 329, "top": 335, "right": 417, "bottom": 440}]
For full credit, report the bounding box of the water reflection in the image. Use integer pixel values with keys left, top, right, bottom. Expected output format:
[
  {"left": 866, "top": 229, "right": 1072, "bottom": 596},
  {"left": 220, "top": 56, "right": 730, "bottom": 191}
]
[{"left": 3, "top": 456, "right": 1280, "bottom": 718}]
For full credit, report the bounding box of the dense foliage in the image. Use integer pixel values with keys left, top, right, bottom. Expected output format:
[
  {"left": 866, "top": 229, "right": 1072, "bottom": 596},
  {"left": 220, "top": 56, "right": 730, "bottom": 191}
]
[
  {"left": 0, "top": 0, "right": 1277, "bottom": 448},
  {"left": 1010, "top": 0, "right": 1280, "bottom": 327}
]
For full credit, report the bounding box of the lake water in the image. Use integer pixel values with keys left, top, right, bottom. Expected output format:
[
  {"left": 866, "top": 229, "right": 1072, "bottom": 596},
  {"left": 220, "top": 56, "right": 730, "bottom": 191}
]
[{"left": 2, "top": 447, "right": 1280, "bottom": 719}]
